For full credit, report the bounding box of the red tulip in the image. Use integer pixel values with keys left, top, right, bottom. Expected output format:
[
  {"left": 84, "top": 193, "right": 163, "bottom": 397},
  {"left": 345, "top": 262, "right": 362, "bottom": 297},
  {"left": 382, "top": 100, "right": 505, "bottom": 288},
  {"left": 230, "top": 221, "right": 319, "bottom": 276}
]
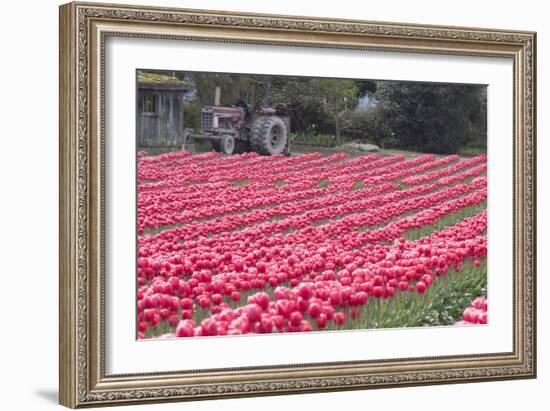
[
  {"left": 168, "top": 314, "right": 180, "bottom": 327},
  {"left": 420, "top": 274, "right": 434, "bottom": 286},
  {"left": 398, "top": 281, "right": 408, "bottom": 291},
  {"left": 201, "top": 319, "right": 218, "bottom": 336},
  {"left": 181, "top": 309, "right": 193, "bottom": 320},
  {"left": 159, "top": 308, "right": 170, "bottom": 320},
  {"left": 316, "top": 313, "right": 328, "bottom": 329},
  {"left": 273, "top": 315, "right": 284, "bottom": 330},
  {"left": 245, "top": 304, "right": 262, "bottom": 323},
  {"left": 459, "top": 296, "right": 488, "bottom": 325},
  {"left": 176, "top": 320, "right": 195, "bottom": 337},
  {"left": 298, "top": 285, "right": 313, "bottom": 300},
  {"left": 333, "top": 312, "right": 345, "bottom": 326},
  {"left": 308, "top": 302, "right": 322, "bottom": 318},
  {"left": 290, "top": 311, "right": 303, "bottom": 327},
  {"left": 198, "top": 297, "right": 210, "bottom": 309},
  {"left": 416, "top": 281, "right": 427, "bottom": 294},
  {"left": 300, "top": 320, "right": 313, "bottom": 332},
  {"left": 320, "top": 303, "right": 332, "bottom": 317},
  {"left": 212, "top": 293, "right": 223, "bottom": 305},
  {"left": 329, "top": 291, "right": 342, "bottom": 306},
  {"left": 259, "top": 316, "right": 274, "bottom": 333},
  {"left": 297, "top": 297, "right": 309, "bottom": 313},
  {"left": 479, "top": 311, "right": 488, "bottom": 324}
]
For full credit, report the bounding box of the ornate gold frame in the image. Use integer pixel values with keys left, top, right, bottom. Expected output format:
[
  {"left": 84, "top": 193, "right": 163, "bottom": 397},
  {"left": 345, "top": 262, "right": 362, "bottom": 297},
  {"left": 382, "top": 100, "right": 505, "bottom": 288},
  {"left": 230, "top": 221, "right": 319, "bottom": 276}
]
[{"left": 59, "top": 1, "right": 536, "bottom": 408}]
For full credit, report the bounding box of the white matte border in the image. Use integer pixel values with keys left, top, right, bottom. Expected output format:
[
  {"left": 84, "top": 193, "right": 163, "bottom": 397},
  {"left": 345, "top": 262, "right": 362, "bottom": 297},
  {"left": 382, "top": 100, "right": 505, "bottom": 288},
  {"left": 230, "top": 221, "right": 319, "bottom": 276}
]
[{"left": 105, "top": 37, "right": 513, "bottom": 375}]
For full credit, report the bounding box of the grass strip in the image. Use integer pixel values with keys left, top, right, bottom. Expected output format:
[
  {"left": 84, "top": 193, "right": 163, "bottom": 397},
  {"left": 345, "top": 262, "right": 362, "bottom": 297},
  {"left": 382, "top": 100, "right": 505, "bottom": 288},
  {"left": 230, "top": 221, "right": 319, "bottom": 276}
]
[{"left": 403, "top": 200, "right": 487, "bottom": 241}]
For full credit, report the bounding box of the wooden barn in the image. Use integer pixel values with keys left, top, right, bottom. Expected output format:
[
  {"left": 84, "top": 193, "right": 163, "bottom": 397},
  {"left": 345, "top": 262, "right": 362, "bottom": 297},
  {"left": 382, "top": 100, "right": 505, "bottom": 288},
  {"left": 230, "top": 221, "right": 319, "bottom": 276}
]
[{"left": 136, "top": 72, "right": 190, "bottom": 149}]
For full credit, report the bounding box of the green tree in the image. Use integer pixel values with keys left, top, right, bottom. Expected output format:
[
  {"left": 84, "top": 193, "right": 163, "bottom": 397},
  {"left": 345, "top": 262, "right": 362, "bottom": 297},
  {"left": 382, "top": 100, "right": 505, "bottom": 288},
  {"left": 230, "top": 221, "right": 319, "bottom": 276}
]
[
  {"left": 271, "top": 77, "right": 359, "bottom": 144},
  {"left": 375, "top": 82, "right": 486, "bottom": 154}
]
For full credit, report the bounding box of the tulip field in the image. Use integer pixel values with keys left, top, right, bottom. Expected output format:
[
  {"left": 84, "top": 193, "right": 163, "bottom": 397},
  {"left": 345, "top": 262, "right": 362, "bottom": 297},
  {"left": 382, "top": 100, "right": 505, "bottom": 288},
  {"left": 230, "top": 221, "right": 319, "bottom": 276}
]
[{"left": 136, "top": 150, "right": 488, "bottom": 339}]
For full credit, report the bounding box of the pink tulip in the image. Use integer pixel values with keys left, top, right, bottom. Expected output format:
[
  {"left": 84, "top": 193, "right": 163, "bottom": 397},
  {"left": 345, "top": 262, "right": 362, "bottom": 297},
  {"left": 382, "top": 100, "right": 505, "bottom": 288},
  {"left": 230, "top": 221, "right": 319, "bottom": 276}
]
[
  {"left": 416, "top": 281, "right": 427, "bottom": 294},
  {"left": 333, "top": 312, "right": 345, "bottom": 326},
  {"left": 290, "top": 311, "right": 303, "bottom": 327},
  {"left": 176, "top": 320, "right": 195, "bottom": 337},
  {"left": 308, "top": 302, "right": 322, "bottom": 319},
  {"left": 316, "top": 313, "right": 328, "bottom": 329},
  {"left": 230, "top": 291, "right": 241, "bottom": 302},
  {"left": 245, "top": 304, "right": 262, "bottom": 323},
  {"left": 458, "top": 296, "right": 488, "bottom": 326}
]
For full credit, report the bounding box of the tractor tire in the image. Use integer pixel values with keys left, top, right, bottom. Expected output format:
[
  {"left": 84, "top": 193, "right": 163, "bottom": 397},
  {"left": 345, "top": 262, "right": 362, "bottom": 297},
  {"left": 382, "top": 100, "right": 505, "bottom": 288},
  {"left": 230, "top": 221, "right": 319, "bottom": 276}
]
[
  {"left": 220, "top": 135, "right": 235, "bottom": 155},
  {"left": 250, "top": 116, "right": 288, "bottom": 156}
]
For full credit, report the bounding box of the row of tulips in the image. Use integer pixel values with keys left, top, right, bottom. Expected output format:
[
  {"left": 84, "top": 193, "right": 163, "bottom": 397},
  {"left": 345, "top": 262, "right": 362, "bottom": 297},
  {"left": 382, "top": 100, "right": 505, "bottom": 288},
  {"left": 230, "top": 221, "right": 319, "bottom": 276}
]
[{"left": 401, "top": 154, "right": 486, "bottom": 185}]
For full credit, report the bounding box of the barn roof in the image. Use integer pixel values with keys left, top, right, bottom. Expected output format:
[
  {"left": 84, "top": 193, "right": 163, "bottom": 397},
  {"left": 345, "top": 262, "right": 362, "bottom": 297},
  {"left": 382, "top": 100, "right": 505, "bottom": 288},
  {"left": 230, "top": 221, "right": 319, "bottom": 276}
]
[{"left": 137, "top": 72, "right": 190, "bottom": 90}]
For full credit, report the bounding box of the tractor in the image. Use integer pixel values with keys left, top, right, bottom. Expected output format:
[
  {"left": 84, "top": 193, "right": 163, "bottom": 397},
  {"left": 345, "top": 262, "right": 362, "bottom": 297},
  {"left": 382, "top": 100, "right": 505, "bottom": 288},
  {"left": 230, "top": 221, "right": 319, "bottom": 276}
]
[{"left": 184, "top": 81, "right": 291, "bottom": 156}]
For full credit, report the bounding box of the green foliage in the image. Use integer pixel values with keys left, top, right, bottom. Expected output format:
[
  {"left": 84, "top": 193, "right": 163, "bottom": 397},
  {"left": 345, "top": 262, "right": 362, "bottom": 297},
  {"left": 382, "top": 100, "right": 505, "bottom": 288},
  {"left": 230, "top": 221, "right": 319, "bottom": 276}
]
[
  {"left": 460, "top": 141, "right": 488, "bottom": 157},
  {"left": 339, "top": 109, "right": 386, "bottom": 145},
  {"left": 357, "top": 80, "right": 378, "bottom": 96},
  {"left": 272, "top": 77, "right": 359, "bottom": 142},
  {"left": 232, "top": 179, "right": 251, "bottom": 187},
  {"left": 316, "top": 179, "right": 330, "bottom": 189},
  {"left": 192, "top": 73, "right": 258, "bottom": 107},
  {"left": 342, "top": 259, "right": 487, "bottom": 329},
  {"left": 291, "top": 132, "right": 338, "bottom": 147},
  {"left": 137, "top": 70, "right": 188, "bottom": 86},
  {"left": 374, "top": 82, "right": 487, "bottom": 154},
  {"left": 182, "top": 100, "right": 201, "bottom": 130}
]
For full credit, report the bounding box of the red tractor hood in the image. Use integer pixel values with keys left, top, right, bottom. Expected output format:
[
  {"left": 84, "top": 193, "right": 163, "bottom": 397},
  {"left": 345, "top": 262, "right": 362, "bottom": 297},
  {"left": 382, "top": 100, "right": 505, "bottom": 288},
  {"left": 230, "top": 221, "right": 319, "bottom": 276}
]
[{"left": 208, "top": 105, "right": 246, "bottom": 120}]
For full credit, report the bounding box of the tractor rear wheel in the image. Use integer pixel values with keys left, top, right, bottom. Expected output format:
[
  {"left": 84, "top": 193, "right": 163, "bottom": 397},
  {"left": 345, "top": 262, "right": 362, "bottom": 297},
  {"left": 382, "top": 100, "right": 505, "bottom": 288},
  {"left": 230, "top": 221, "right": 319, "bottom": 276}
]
[{"left": 250, "top": 116, "right": 288, "bottom": 155}]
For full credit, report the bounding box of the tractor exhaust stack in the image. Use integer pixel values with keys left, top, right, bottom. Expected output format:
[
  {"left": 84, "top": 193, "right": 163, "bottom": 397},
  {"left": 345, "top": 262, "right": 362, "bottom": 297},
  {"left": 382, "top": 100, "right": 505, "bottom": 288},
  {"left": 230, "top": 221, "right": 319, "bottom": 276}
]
[{"left": 214, "top": 86, "right": 221, "bottom": 106}]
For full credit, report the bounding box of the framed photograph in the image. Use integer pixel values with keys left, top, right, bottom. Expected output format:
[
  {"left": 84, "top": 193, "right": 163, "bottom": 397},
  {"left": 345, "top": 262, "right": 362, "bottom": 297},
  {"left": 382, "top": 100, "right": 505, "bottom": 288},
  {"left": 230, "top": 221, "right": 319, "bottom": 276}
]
[{"left": 59, "top": 1, "right": 537, "bottom": 408}]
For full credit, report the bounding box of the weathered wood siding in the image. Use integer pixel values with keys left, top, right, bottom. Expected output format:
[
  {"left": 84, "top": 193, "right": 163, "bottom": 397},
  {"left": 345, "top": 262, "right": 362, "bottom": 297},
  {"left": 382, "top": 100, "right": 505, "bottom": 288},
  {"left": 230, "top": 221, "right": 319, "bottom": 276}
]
[{"left": 137, "top": 87, "right": 184, "bottom": 147}]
